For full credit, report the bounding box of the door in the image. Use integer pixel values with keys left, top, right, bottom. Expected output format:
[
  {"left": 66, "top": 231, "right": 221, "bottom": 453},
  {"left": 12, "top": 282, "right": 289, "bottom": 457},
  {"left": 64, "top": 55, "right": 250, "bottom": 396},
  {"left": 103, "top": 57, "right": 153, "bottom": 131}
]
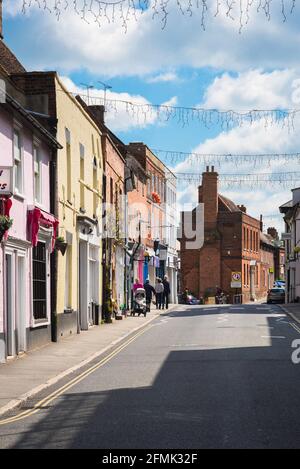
[
  {"left": 16, "top": 255, "right": 26, "bottom": 353},
  {"left": 5, "top": 253, "right": 14, "bottom": 357},
  {"left": 79, "top": 240, "right": 88, "bottom": 330}
]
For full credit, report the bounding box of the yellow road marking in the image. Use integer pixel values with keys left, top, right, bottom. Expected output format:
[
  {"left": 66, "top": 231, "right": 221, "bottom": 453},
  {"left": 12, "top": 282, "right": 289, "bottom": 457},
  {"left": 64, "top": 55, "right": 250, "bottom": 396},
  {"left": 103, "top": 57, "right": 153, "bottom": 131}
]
[{"left": 0, "top": 324, "right": 151, "bottom": 426}]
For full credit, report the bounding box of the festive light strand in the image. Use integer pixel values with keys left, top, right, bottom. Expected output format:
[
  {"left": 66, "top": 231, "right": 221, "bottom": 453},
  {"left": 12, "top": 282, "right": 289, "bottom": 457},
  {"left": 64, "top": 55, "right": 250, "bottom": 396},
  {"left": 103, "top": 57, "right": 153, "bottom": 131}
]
[
  {"left": 72, "top": 92, "right": 299, "bottom": 130},
  {"left": 172, "top": 171, "right": 300, "bottom": 189},
  {"left": 150, "top": 149, "right": 300, "bottom": 167},
  {"left": 21, "top": 0, "right": 298, "bottom": 31}
]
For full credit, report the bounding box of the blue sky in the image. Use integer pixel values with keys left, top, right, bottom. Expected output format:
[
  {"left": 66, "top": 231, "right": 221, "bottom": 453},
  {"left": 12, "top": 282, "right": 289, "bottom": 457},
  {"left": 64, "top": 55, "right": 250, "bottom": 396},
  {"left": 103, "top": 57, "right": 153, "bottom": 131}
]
[{"left": 4, "top": 0, "right": 300, "bottom": 232}]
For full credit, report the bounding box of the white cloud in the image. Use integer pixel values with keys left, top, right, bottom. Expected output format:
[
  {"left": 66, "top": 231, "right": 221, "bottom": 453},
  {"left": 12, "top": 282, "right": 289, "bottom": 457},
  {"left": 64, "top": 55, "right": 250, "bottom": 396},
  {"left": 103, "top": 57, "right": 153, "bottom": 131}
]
[
  {"left": 60, "top": 76, "right": 177, "bottom": 132},
  {"left": 6, "top": 1, "right": 300, "bottom": 77},
  {"left": 201, "top": 69, "right": 300, "bottom": 110},
  {"left": 146, "top": 72, "right": 181, "bottom": 84}
]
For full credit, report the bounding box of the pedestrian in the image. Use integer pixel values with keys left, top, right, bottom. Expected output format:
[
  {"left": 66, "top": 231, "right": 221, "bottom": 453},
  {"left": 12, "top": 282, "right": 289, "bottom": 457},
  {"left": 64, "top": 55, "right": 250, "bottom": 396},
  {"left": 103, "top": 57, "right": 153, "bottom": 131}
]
[
  {"left": 182, "top": 287, "right": 189, "bottom": 304},
  {"left": 133, "top": 278, "right": 143, "bottom": 292},
  {"left": 163, "top": 275, "right": 171, "bottom": 309},
  {"left": 155, "top": 278, "right": 164, "bottom": 310},
  {"left": 143, "top": 279, "right": 156, "bottom": 312}
]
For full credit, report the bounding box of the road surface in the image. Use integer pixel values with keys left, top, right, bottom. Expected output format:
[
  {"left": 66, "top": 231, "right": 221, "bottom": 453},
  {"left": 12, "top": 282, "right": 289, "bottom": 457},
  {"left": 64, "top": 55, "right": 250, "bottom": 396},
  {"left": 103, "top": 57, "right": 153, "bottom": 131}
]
[{"left": 1, "top": 303, "right": 300, "bottom": 449}]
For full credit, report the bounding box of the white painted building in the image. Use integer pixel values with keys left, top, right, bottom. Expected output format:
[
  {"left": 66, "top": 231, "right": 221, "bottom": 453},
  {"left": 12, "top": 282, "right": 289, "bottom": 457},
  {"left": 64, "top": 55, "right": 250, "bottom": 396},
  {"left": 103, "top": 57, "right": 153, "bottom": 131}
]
[
  {"left": 280, "top": 187, "right": 300, "bottom": 303},
  {"left": 163, "top": 169, "right": 178, "bottom": 304}
]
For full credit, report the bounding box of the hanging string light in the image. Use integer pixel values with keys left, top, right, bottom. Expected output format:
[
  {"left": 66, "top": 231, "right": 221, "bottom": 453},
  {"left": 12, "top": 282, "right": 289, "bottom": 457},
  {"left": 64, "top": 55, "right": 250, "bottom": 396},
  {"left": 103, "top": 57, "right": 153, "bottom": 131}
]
[
  {"left": 70, "top": 91, "right": 299, "bottom": 129},
  {"left": 150, "top": 148, "right": 300, "bottom": 167},
  {"left": 172, "top": 170, "right": 300, "bottom": 189},
  {"left": 21, "top": 0, "right": 298, "bottom": 31}
]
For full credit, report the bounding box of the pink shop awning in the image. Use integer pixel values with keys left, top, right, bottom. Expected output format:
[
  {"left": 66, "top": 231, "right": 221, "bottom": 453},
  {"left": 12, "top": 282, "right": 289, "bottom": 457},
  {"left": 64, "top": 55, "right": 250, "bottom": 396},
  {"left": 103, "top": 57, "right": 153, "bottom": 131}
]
[{"left": 28, "top": 208, "right": 59, "bottom": 251}]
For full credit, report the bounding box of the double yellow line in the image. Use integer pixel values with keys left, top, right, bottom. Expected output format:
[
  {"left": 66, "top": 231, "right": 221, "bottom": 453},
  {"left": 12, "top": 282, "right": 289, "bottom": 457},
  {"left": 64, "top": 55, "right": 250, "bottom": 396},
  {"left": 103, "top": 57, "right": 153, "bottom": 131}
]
[{"left": 0, "top": 324, "right": 151, "bottom": 426}]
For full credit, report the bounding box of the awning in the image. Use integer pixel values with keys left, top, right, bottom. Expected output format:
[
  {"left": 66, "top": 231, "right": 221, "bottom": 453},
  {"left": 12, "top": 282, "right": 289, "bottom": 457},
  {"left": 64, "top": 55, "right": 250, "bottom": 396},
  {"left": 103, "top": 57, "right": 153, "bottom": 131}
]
[{"left": 28, "top": 208, "right": 59, "bottom": 251}]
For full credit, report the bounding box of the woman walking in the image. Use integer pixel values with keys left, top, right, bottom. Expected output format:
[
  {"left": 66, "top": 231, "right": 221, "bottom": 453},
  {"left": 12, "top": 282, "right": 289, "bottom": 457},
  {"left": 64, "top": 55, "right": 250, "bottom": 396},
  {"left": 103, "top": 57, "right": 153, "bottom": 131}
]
[{"left": 155, "top": 278, "right": 164, "bottom": 310}]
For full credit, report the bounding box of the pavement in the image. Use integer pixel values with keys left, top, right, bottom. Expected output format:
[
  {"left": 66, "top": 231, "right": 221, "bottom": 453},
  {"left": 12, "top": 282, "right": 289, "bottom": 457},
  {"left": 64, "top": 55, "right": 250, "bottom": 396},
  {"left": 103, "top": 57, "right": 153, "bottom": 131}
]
[
  {"left": 279, "top": 302, "right": 300, "bottom": 324},
  {"left": 0, "top": 305, "right": 176, "bottom": 417},
  {"left": 1, "top": 302, "right": 300, "bottom": 448}
]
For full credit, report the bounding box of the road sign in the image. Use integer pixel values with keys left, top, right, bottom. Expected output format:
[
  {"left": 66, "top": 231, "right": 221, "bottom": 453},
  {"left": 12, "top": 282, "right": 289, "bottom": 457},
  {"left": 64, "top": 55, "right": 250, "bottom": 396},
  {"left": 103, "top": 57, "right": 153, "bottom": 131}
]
[
  {"left": 231, "top": 271, "right": 242, "bottom": 288},
  {"left": 0, "top": 168, "right": 12, "bottom": 195}
]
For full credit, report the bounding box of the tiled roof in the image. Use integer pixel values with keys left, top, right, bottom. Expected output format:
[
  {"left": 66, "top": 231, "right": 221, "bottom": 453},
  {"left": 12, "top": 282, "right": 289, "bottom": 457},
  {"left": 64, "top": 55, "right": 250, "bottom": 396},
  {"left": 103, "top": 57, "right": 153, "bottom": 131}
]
[
  {"left": 218, "top": 194, "right": 241, "bottom": 213},
  {"left": 0, "top": 41, "right": 26, "bottom": 75}
]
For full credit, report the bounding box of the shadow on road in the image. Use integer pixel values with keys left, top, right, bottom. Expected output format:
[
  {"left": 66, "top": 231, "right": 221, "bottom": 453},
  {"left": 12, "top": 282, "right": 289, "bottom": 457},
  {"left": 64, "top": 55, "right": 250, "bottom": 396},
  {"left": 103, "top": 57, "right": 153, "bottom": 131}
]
[{"left": 5, "top": 313, "right": 300, "bottom": 450}]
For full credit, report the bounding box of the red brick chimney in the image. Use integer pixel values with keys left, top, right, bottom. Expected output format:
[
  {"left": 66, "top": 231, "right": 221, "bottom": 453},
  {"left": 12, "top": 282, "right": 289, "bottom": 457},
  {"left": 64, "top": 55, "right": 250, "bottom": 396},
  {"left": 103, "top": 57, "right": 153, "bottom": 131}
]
[
  {"left": 237, "top": 204, "right": 247, "bottom": 213},
  {"left": 0, "top": 1, "right": 3, "bottom": 40},
  {"left": 202, "top": 166, "right": 219, "bottom": 229}
]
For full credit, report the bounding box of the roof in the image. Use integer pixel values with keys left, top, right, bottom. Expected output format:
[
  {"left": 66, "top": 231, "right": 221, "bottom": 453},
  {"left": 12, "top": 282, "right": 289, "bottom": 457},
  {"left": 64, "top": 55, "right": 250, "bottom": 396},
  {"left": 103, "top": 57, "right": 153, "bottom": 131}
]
[
  {"left": 279, "top": 199, "right": 293, "bottom": 214},
  {"left": 260, "top": 231, "right": 276, "bottom": 248},
  {"left": 0, "top": 41, "right": 26, "bottom": 75},
  {"left": 218, "top": 194, "right": 241, "bottom": 213},
  {"left": 0, "top": 89, "right": 62, "bottom": 149}
]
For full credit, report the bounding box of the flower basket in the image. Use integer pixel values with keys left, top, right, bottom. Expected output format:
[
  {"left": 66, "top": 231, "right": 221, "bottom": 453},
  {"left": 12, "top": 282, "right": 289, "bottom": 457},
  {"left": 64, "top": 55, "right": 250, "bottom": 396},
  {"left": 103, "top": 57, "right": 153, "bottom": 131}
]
[
  {"left": 0, "top": 215, "right": 13, "bottom": 242},
  {"left": 55, "top": 237, "right": 68, "bottom": 256},
  {"left": 151, "top": 192, "right": 161, "bottom": 204}
]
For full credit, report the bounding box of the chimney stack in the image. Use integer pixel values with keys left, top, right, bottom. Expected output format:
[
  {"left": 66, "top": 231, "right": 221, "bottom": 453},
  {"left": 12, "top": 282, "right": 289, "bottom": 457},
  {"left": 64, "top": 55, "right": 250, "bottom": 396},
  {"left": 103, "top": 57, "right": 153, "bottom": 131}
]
[
  {"left": 202, "top": 166, "right": 219, "bottom": 229},
  {"left": 88, "top": 104, "right": 105, "bottom": 125},
  {"left": 260, "top": 215, "right": 263, "bottom": 232},
  {"left": 237, "top": 204, "right": 247, "bottom": 213},
  {"left": 267, "top": 227, "right": 279, "bottom": 240}
]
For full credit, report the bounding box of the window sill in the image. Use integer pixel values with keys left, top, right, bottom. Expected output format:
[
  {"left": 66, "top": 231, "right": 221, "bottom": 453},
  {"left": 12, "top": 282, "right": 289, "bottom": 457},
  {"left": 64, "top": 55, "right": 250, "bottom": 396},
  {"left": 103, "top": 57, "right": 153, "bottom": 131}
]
[
  {"left": 14, "top": 191, "right": 26, "bottom": 202},
  {"left": 31, "top": 319, "right": 50, "bottom": 328}
]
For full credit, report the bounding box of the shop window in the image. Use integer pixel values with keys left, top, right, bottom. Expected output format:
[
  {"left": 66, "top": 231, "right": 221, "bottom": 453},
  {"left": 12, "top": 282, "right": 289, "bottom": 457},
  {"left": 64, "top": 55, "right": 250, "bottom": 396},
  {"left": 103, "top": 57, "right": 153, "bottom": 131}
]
[{"left": 32, "top": 242, "right": 47, "bottom": 321}]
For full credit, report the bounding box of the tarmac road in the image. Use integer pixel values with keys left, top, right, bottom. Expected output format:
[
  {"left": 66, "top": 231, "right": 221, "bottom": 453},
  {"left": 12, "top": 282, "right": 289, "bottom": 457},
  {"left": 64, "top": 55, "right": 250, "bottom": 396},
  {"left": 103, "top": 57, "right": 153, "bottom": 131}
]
[{"left": 1, "top": 303, "right": 300, "bottom": 449}]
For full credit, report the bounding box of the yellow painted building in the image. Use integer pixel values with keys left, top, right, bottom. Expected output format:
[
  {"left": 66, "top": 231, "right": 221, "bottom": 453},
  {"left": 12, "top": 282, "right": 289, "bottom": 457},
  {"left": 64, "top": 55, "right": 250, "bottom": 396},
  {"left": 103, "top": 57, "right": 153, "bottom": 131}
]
[{"left": 54, "top": 76, "right": 103, "bottom": 334}]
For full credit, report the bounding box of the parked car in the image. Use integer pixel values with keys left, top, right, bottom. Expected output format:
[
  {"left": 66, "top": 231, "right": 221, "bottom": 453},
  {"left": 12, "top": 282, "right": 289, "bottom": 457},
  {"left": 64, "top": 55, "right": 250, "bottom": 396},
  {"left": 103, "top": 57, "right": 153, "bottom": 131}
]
[{"left": 267, "top": 288, "right": 285, "bottom": 304}]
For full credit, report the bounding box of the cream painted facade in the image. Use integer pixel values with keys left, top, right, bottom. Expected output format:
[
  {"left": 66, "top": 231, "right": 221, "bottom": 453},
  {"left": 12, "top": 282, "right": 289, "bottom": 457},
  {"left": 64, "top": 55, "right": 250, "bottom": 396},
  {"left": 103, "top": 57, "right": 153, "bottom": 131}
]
[{"left": 55, "top": 77, "right": 103, "bottom": 334}]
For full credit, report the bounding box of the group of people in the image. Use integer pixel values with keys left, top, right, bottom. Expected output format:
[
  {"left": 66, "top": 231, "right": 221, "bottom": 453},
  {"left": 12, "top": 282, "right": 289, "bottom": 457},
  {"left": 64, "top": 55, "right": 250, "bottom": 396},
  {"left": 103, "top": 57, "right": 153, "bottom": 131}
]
[{"left": 133, "top": 276, "right": 171, "bottom": 310}]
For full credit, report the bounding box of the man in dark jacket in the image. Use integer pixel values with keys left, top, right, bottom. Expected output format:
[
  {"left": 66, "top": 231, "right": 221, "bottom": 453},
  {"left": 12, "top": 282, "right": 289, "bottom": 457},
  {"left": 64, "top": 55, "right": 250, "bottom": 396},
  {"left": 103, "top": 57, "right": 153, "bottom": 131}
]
[
  {"left": 163, "top": 275, "right": 171, "bottom": 309},
  {"left": 144, "top": 279, "right": 156, "bottom": 311}
]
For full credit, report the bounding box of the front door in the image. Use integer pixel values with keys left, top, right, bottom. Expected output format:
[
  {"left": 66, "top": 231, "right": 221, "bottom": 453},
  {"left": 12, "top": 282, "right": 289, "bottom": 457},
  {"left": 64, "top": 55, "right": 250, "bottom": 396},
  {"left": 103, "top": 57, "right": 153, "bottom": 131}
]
[
  {"left": 5, "top": 251, "right": 26, "bottom": 357},
  {"left": 79, "top": 240, "right": 88, "bottom": 330}
]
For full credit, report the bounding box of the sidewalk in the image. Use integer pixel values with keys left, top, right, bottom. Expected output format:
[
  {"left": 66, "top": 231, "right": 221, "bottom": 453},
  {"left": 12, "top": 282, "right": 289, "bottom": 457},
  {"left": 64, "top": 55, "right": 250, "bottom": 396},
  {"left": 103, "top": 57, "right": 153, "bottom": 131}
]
[
  {"left": 279, "top": 303, "right": 300, "bottom": 324},
  {"left": 0, "top": 305, "right": 176, "bottom": 417}
]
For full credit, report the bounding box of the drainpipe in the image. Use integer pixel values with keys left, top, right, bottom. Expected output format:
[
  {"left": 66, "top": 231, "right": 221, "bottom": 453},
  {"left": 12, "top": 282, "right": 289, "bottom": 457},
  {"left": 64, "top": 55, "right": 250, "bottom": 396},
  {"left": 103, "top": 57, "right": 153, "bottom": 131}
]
[
  {"left": 250, "top": 260, "right": 256, "bottom": 301},
  {"left": 50, "top": 151, "right": 58, "bottom": 342}
]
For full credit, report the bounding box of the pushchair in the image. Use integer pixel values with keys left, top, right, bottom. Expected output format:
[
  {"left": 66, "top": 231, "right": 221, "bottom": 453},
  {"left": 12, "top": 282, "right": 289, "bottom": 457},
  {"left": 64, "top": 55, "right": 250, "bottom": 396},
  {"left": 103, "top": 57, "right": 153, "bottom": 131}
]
[{"left": 131, "top": 288, "right": 147, "bottom": 317}]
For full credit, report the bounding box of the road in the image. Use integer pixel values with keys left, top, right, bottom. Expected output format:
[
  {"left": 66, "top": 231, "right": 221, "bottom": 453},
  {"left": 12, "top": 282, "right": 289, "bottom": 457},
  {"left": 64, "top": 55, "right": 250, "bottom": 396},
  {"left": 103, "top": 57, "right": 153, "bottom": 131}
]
[{"left": 1, "top": 303, "right": 300, "bottom": 449}]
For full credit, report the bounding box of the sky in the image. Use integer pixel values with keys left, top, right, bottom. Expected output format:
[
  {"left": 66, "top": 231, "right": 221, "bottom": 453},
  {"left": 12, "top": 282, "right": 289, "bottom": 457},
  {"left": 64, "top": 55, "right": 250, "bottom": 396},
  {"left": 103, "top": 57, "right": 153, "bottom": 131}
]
[{"left": 4, "top": 0, "right": 300, "bottom": 233}]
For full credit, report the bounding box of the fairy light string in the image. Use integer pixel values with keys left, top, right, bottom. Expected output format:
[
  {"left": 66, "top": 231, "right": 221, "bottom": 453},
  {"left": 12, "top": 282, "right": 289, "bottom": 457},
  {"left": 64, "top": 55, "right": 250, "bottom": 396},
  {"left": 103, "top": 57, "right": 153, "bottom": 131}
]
[
  {"left": 69, "top": 91, "right": 300, "bottom": 130},
  {"left": 21, "top": 0, "right": 298, "bottom": 31}
]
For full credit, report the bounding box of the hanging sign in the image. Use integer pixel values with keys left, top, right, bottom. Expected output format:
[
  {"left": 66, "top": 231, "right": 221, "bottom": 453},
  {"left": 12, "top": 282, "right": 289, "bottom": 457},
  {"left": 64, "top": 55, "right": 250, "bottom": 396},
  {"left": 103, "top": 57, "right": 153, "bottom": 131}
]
[
  {"left": 231, "top": 271, "right": 242, "bottom": 288},
  {"left": 0, "top": 168, "right": 12, "bottom": 195}
]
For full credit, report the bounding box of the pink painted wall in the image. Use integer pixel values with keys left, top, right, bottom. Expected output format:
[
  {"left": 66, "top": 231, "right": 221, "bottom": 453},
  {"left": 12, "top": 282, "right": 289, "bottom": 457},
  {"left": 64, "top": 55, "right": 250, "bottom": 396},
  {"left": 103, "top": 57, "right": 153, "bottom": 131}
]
[{"left": 0, "top": 108, "right": 52, "bottom": 337}]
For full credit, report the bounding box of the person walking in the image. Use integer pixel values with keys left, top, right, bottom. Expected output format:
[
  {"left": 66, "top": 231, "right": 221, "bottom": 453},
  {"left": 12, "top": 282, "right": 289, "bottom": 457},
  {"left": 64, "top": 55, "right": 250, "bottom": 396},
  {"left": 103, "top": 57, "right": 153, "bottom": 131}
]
[
  {"left": 133, "top": 278, "right": 143, "bottom": 292},
  {"left": 163, "top": 275, "right": 171, "bottom": 309},
  {"left": 143, "top": 279, "right": 156, "bottom": 312},
  {"left": 155, "top": 278, "right": 164, "bottom": 310}
]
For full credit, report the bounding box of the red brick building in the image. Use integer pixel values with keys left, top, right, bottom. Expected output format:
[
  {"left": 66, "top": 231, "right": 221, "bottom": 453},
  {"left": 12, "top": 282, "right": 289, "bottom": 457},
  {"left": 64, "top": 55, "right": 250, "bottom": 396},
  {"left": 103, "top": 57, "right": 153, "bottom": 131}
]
[{"left": 180, "top": 167, "right": 282, "bottom": 303}]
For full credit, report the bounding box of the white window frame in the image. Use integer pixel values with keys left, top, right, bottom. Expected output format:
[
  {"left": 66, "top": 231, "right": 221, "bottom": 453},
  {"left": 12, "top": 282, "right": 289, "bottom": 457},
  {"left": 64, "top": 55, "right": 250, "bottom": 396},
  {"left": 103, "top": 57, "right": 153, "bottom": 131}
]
[
  {"left": 31, "top": 233, "right": 51, "bottom": 327},
  {"left": 33, "top": 137, "right": 42, "bottom": 205},
  {"left": 13, "top": 122, "right": 24, "bottom": 197}
]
